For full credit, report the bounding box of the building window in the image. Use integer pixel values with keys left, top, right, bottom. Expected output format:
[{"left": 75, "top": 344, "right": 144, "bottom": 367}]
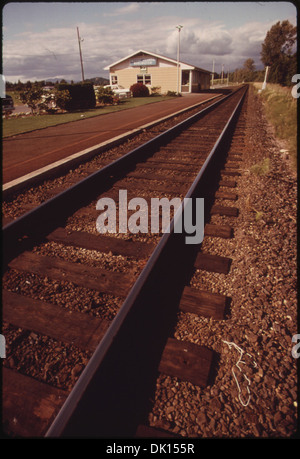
[
  {"left": 111, "top": 75, "right": 118, "bottom": 84},
  {"left": 137, "top": 74, "right": 151, "bottom": 85},
  {"left": 144, "top": 74, "right": 151, "bottom": 85}
]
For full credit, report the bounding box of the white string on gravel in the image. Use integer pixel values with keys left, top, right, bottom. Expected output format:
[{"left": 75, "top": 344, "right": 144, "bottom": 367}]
[{"left": 222, "top": 340, "right": 258, "bottom": 407}]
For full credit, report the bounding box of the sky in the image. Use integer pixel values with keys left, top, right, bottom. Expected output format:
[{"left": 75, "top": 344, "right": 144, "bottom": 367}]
[{"left": 2, "top": 1, "right": 297, "bottom": 83}]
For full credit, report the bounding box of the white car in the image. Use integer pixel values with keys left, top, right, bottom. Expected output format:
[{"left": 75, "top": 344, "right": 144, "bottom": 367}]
[{"left": 103, "top": 84, "right": 132, "bottom": 99}]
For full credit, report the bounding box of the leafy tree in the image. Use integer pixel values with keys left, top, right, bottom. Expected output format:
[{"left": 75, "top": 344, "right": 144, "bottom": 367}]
[
  {"left": 261, "top": 20, "right": 297, "bottom": 85},
  {"left": 243, "top": 58, "right": 256, "bottom": 81},
  {"left": 19, "top": 87, "right": 43, "bottom": 114}
]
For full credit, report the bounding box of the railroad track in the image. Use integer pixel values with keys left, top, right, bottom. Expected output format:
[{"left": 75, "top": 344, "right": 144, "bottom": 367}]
[{"left": 2, "top": 85, "right": 248, "bottom": 438}]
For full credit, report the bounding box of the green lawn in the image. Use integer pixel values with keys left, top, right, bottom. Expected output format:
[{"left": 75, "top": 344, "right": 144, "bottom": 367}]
[{"left": 2, "top": 95, "right": 176, "bottom": 138}]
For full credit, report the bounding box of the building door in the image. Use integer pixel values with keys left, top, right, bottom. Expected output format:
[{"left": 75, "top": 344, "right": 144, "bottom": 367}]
[{"left": 181, "top": 70, "right": 190, "bottom": 92}]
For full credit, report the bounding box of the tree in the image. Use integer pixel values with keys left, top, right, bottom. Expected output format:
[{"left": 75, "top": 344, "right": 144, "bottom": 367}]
[
  {"left": 242, "top": 58, "right": 256, "bottom": 82},
  {"left": 261, "top": 20, "right": 297, "bottom": 85},
  {"left": 19, "top": 87, "right": 43, "bottom": 114}
]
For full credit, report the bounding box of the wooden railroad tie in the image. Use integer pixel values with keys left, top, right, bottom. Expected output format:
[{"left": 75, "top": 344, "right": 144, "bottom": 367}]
[
  {"left": 215, "top": 190, "right": 238, "bottom": 200},
  {"left": 47, "top": 227, "right": 155, "bottom": 259},
  {"left": 135, "top": 162, "right": 196, "bottom": 173},
  {"left": 179, "top": 285, "right": 227, "bottom": 320},
  {"left": 3, "top": 289, "right": 109, "bottom": 351},
  {"left": 127, "top": 170, "right": 194, "bottom": 184},
  {"left": 3, "top": 367, "right": 67, "bottom": 437},
  {"left": 8, "top": 251, "right": 134, "bottom": 298},
  {"left": 158, "top": 337, "right": 214, "bottom": 388},
  {"left": 204, "top": 223, "right": 233, "bottom": 239},
  {"left": 116, "top": 178, "right": 185, "bottom": 195},
  {"left": 222, "top": 170, "right": 241, "bottom": 177},
  {"left": 219, "top": 178, "right": 236, "bottom": 188},
  {"left": 211, "top": 204, "right": 239, "bottom": 217},
  {"left": 194, "top": 252, "right": 232, "bottom": 274}
]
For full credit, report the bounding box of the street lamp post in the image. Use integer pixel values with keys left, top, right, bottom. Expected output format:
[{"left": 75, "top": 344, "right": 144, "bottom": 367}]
[{"left": 176, "top": 25, "right": 183, "bottom": 94}]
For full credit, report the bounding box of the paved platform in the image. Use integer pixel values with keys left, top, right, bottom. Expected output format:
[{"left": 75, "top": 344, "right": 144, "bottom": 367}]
[{"left": 2, "top": 93, "right": 219, "bottom": 186}]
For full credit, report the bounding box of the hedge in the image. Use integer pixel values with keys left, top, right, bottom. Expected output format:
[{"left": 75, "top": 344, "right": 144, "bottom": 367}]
[{"left": 57, "top": 82, "right": 96, "bottom": 111}]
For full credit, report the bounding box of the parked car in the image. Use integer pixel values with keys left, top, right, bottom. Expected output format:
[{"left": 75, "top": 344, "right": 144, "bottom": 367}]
[
  {"left": 103, "top": 84, "right": 132, "bottom": 99},
  {"left": 2, "top": 94, "right": 15, "bottom": 113}
]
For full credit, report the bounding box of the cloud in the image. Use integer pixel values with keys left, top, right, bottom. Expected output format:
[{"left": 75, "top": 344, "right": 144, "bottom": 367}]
[
  {"left": 103, "top": 2, "right": 140, "bottom": 17},
  {"left": 166, "top": 23, "right": 234, "bottom": 57},
  {"left": 3, "top": 14, "right": 284, "bottom": 82}
]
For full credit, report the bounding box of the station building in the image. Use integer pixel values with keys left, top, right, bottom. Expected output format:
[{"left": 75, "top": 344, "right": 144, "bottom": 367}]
[{"left": 104, "top": 49, "right": 211, "bottom": 94}]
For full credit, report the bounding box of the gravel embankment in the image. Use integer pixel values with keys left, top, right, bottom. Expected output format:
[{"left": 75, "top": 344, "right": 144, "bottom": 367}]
[{"left": 147, "top": 85, "right": 298, "bottom": 438}]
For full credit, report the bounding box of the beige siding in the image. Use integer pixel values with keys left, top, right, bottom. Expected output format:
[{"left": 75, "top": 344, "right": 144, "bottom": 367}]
[
  {"left": 150, "top": 67, "right": 179, "bottom": 93},
  {"left": 111, "top": 65, "right": 180, "bottom": 94},
  {"left": 109, "top": 54, "right": 210, "bottom": 93}
]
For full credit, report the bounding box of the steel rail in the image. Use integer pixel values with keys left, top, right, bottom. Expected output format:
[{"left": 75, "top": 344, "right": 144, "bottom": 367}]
[
  {"left": 3, "top": 86, "right": 245, "bottom": 266},
  {"left": 45, "top": 85, "right": 248, "bottom": 437}
]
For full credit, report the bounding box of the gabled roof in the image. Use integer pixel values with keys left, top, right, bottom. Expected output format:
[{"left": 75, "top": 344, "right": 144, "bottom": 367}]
[{"left": 104, "top": 49, "right": 210, "bottom": 74}]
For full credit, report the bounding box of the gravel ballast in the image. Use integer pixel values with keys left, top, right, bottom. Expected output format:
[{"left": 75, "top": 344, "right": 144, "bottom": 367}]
[{"left": 147, "top": 86, "right": 298, "bottom": 438}]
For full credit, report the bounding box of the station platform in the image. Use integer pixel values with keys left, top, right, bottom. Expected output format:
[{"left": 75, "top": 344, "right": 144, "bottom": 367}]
[{"left": 2, "top": 92, "right": 220, "bottom": 188}]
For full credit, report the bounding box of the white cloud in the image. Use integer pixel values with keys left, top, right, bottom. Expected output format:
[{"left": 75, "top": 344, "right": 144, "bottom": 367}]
[
  {"left": 3, "top": 14, "right": 287, "bottom": 82},
  {"left": 103, "top": 2, "right": 140, "bottom": 17}
]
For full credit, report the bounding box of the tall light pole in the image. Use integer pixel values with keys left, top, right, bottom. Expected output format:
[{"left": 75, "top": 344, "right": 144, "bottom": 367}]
[
  {"left": 211, "top": 59, "right": 215, "bottom": 88},
  {"left": 176, "top": 25, "right": 183, "bottom": 94},
  {"left": 77, "top": 27, "right": 85, "bottom": 82}
]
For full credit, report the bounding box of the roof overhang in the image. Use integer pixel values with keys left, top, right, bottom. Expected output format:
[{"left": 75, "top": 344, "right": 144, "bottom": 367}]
[{"left": 104, "top": 49, "right": 210, "bottom": 74}]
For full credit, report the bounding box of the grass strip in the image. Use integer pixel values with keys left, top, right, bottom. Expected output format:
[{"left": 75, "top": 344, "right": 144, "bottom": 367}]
[
  {"left": 3, "top": 95, "right": 175, "bottom": 138},
  {"left": 253, "top": 83, "right": 297, "bottom": 170}
]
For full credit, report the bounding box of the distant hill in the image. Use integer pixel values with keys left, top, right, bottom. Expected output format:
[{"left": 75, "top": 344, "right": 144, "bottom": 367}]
[
  {"left": 85, "top": 77, "right": 109, "bottom": 85},
  {"left": 34, "top": 77, "right": 110, "bottom": 85},
  {"left": 5, "top": 76, "right": 110, "bottom": 90}
]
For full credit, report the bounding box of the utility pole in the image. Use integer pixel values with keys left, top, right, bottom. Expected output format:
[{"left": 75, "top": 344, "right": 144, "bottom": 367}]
[
  {"left": 221, "top": 63, "right": 224, "bottom": 84},
  {"left": 211, "top": 59, "right": 215, "bottom": 88},
  {"left": 77, "top": 27, "right": 85, "bottom": 82}
]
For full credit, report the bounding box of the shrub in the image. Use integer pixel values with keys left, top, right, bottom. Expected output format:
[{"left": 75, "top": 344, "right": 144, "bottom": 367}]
[
  {"left": 96, "top": 86, "right": 114, "bottom": 105},
  {"left": 166, "top": 90, "right": 181, "bottom": 97},
  {"left": 57, "top": 82, "right": 96, "bottom": 111},
  {"left": 150, "top": 86, "right": 161, "bottom": 96},
  {"left": 130, "top": 83, "right": 149, "bottom": 97},
  {"left": 250, "top": 158, "right": 270, "bottom": 176}
]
